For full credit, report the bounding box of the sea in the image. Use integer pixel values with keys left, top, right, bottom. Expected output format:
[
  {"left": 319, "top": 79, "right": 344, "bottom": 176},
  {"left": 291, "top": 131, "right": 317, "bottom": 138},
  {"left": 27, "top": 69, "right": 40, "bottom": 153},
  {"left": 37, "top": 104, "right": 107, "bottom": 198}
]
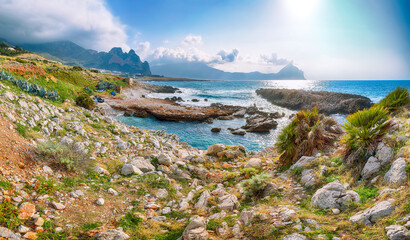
[{"left": 117, "top": 80, "right": 410, "bottom": 151}]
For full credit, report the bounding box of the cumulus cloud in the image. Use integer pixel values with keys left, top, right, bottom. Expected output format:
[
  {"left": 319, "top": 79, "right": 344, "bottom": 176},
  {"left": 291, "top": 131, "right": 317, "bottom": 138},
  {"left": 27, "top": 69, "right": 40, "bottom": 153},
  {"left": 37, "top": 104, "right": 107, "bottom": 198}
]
[
  {"left": 136, "top": 41, "right": 151, "bottom": 59},
  {"left": 260, "top": 53, "right": 291, "bottom": 65},
  {"left": 215, "top": 49, "right": 240, "bottom": 63},
  {"left": 0, "top": 0, "right": 129, "bottom": 51},
  {"left": 181, "top": 34, "right": 203, "bottom": 46},
  {"left": 151, "top": 46, "right": 214, "bottom": 63}
]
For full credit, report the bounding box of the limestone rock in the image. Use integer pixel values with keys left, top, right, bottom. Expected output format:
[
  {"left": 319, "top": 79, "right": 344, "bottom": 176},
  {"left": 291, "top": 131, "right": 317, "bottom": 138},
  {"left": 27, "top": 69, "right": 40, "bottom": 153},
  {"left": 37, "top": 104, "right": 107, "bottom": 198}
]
[
  {"left": 383, "top": 158, "right": 407, "bottom": 186},
  {"left": 282, "top": 233, "right": 308, "bottom": 240},
  {"left": 376, "top": 142, "right": 394, "bottom": 165},
  {"left": 156, "top": 189, "right": 168, "bottom": 199},
  {"left": 218, "top": 194, "right": 240, "bottom": 211},
  {"left": 130, "top": 157, "right": 155, "bottom": 172},
  {"left": 0, "top": 227, "right": 21, "bottom": 240},
  {"left": 51, "top": 202, "right": 66, "bottom": 210},
  {"left": 18, "top": 202, "right": 36, "bottom": 220},
  {"left": 290, "top": 156, "right": 315, "bottom": 170},
  {"left": 216, "top": 222, "right": 231, "bottom": 238},
  {"left": 385, "top": 225, "right": 410, "bottom": 240},
  {"left": 311, "top": 181, "right": 360, "bottom": 210},
  {"left": 244, "top": 158, "right": 262, "bottom": 169},
  {"left": 300, "top": 169, "right": 316, "bottom": 187},
  {"left": 206, "top": 144, "right": 226, "bottom": 156},
  {"left": 182, "top": 216, "right": 208, "bottom": 240},
  {"left": 195, "top": 190, "right": 211, "bottom": 209},
  {"left": 157, "top": 154, "right": 172, "bottom": 166},
  {"left": 91, "top": 229, "right": 130, "bottom": 240},
  {"left": 350, "top": 200, "right": 396, "bottom": 225},
  {"left": 121, "top": 164, "right": 143, "bottom": 176}
]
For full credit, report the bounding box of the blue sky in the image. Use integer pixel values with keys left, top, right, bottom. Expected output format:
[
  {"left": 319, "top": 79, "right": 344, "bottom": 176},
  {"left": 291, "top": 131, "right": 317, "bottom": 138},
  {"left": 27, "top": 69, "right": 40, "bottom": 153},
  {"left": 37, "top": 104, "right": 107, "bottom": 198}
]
[{"left": 0, "top": 0, "right": 409, "bottom": 79}]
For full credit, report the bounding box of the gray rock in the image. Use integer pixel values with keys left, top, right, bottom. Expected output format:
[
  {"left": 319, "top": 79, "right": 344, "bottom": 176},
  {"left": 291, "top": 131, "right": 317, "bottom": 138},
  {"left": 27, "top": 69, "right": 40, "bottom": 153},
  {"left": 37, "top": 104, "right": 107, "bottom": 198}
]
[
  {"left": 130, "top": 157, "right": 155, "bottom": 172},
  {"left": 70, "top": 190, "right": 84, "bottom": 198},
  {"left": 238, "top": 209, "right": 255, "bottom": 225},
  {"left": 91, "top": 229, "right": 130, "bottom": 240},
  {"left": 206, "top": 144, "right": 226, "bottom": 156},
  {"left": 121, "top": 164, "right": 143, "bottom": 176},
  {"left": 384, "top": 158, "right": 407, "bottom": 186},
  {"left": 93, "top": 166, "right": 110, "bottom": 175},
  {"left": 195, "top": 190, "right": 211, "bottom": 209},
  {"left": 156, "top": 189, "right": 168, "bottom": 199},
  {"left": 282, "top": 233, "right": 308, "bottom": 240},
  {"left": 2, "top": 91, "right": 16, "bottom": 101},
  {"left": 244, "top": 158, "right": 262, "bottom": 169},
  {"left": 216, "top": 222, "right": 231, "bottom": 238},
  {"left": 350, "top": 200, "right": 396, "bottom": 225},
  {"left": 42, "top": 165, "right": 53, "bottom": 174},
  {"left": 60, "top": 136, "right": 74, "bottom": 145},
  {"left": 182, "top": 216, "right": 208, "bottom": 240},
  {"left": 376, "top": 142, "right": 394, "bottom": 165},
  {"left": 118, "top": 141, "right": 129, "bottom": 150},
  {"left": 311, "top": 181, "right": 360, "bottom": 210},
  {"left": 290, "top": 156, "right": 315, "bottom": 170},
  {"left": 261, "top": 182, "right": 278, "bottom": 198},
  {"left": 385, "top": 225, "right": 410, "bottom": 240},
  {"left": 0, "top": 227, "right": 21, "bottom": 240},
  {"left": 96, "top": 198, "right": 105, "bottom": 206},
  {"left": 300, "top": 169, "right": 317, "bottom": 187},
  {"left": 51, "top": 202, "right": 66, "bottom": 210},
  {"left": 108, "top": 188, "right": 118, "bottom": 196},
  {"left": 232, "top": 129, "right": 246, "bottom": 135},
  {"left": 218, "top": 194, "right": 240, "bottom": 211},
  {"left": 158, "top": 154, "right": 172, "bottom": 166},
  {"left": 362, "top": 156, "right": 383, "bottom": 180}
]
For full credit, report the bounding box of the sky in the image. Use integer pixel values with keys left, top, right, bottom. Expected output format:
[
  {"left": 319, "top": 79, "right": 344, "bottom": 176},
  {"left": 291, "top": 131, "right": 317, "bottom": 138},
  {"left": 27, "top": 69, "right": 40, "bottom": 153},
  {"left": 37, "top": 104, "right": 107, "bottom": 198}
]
[{"left": 0, "top": 0, "right": 409, "bottom": 80}]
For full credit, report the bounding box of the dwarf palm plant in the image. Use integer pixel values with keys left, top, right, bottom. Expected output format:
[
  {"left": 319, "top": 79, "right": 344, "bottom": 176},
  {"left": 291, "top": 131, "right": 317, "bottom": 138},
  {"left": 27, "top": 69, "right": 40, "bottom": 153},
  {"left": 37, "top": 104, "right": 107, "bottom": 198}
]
[
  {"left": 275, "top": 107, "right": 342, "bottom": 166},
  {"left": 377, "top": 87, "right": 409, "bottom": 113},
  {"left": 341, "top": 105, "right": 391, "bottom": 165}
]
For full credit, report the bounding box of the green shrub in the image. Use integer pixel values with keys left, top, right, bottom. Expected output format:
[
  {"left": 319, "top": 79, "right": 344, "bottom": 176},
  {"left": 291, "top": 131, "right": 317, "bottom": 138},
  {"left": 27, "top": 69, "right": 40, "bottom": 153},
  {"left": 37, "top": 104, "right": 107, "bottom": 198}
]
[
  {"left": 275, "top": 107, "right": 342, "bottom": 165},
  {"left": 118, "top": 212, "right": 142, "bottom": 230},
  {"left": 0, "top": 200, "right": 23, "bottom": 230},
  {"left": 354, "top": 186, "right": 378, "bottom": 203},
  {"left": 36, "top": 141, "right": 91, "bottom": 172},
  {"left": 341, "top": 106, "right": 391, "bottom": 166},
  {"left": 15, "top": 123, "right": 27, "bottom": 137},
  {"left": 241, "top": 173, "right": 270, "bottom": 198},
  {"left": 75, "top": 93, "right": 95, "bottom": 110},
  {"left": 377, "top": 87, "right": 409, "bottom": 113},
  {"left": 206, "top": 219, "right": 222, "bottom": 230}
]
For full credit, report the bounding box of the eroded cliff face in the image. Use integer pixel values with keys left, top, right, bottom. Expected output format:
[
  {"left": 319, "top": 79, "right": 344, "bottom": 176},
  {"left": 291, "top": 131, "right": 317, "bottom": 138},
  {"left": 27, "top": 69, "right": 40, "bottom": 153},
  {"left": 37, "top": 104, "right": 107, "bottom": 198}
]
[{"left": 256, "top": 88, "right": 372, "bottom": 115}]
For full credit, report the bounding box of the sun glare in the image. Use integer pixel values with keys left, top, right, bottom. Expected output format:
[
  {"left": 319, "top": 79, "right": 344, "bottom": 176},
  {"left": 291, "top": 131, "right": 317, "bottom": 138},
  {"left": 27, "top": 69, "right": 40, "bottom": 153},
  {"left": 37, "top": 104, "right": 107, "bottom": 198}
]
[{"left": 284, "top": 0, "right": 321, "bottom": 19}]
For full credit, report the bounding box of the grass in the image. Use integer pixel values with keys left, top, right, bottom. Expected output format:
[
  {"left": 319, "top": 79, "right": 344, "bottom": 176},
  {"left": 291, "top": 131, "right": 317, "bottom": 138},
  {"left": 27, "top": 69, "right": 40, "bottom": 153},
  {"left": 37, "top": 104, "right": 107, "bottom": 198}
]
[
  {"left": 15, "top": 122, "right": 28, "bottom": 137},
  {"left": 161, "top": 211, "right": 190, "bottom": 220},
  {"left": 0, "top": 180, "right": 13, "bottom": 190},
  {"left": 153, "top": 227, "right": 185, "bottom": 240},
  {"left": 0, "top": 200, "right": 23, "bottom": 230},
  {"left": 354, "top": 186, "right": 379, "bottom": 203},
  {"left": 81, "top": 221, "right": 103, "bottom": 231},
  {"left": 117, "top": 212, "right": 143, "bottom": 231}
]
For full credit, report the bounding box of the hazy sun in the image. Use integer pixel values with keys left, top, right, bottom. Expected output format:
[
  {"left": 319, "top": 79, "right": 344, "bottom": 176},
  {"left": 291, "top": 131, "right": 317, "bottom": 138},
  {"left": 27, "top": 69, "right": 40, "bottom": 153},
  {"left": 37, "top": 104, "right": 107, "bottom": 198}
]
[{"left": 284, "top": 0, "right": 321, "bottom": 19}]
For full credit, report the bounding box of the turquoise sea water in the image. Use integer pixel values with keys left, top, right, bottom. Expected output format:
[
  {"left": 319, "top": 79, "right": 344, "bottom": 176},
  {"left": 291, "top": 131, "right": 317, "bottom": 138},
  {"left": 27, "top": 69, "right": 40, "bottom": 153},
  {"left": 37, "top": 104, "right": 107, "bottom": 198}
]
[{"left": 118, "top": 80, "right": 410, "bottom": 151}]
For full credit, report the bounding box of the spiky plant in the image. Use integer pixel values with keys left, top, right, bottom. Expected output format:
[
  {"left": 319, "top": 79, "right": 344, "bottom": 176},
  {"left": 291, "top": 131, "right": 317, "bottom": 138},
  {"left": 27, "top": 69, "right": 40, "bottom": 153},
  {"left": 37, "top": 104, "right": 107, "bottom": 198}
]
[
  {"left": 241, "top": 173, "right": 271, "bottom": 198},
  {"left": 275, "top": 107, "right": 342, "bottom": 166},
  {"left": 377, "top": 87, "right": 409, "bottom": 113},
  {"left": 341, "top": 105, "right": 391, "bottom": 166}
]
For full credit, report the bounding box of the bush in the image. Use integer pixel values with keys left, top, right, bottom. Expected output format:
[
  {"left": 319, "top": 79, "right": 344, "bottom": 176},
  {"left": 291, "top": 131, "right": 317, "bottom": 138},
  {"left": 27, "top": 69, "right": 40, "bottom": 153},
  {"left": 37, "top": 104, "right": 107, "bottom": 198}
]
[
  {"left": 341, "top": 106, "right": 391, "bottom": 165},
  {"left": 377, "top": 87, "right": 409, "bottom": 113},
  {"left": 36, "top": 141, "right": 91, "bottom": 172},
  {"left": 75, "top": 93, "right": 95, "bottom": 110},
  {"left": 241, "top": 173, "right": 270, "bottom": 198},
  {"left": 275, "top": 107, "right": 342, "bottom": 165}
]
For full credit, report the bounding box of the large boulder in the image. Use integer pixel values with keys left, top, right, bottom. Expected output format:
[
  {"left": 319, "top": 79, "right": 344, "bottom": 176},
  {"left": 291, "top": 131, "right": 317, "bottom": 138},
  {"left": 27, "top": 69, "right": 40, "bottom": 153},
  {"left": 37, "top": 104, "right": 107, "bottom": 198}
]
[
  {"left": 182, "top": 216, "right": 208, "bottom": 240},
  {"left": 385, "top": 225, "right": 410, "bottom": 240},
  {"left": 256, "top": 88, "right": 372, "bottom": 115},
  {"left": 121, "top": 164, "right": 143, "bottom": 176},
  {"left": 311, "top": 181, "right": 360, "bottom": 210},
  {"left": 362, "top": 143, "right": 394, "bottom": 180},
  {"left": 383, "top": 158, "right": 407, "bottom": 186},
  {"left": 300, "top": 169, "right": 317, "bottom": 187},
  {"left": 362, "top": 157, "right": 384, "bottom": 180},
  {"left": 290, "top": 156, "right": 315, "bottom": 170},
  {"left": 349, "top": 200, "right": 395, "bottom": 225},
  {"left": 376, "top": 142, "right": 394, "bottom": 165},
  {"left": 130, "top": 157, "right": 155, "bottom": 172},
  {"left": 206, "top": 144, "right": 226, "bottom": 156},
  {"left": 91, "top": 229, "right": 130, "bottom": 240},
  {"left": 157, "top": 153, "right": 172, "bottom": 166},
  {"left": 244, "top": 158, "right": 262, "bottom": 169}
]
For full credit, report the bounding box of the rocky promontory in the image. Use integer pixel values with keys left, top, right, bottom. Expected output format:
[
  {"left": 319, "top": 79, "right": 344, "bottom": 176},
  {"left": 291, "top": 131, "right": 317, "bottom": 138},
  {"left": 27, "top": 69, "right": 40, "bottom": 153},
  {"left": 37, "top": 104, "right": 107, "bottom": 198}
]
[{"left": 256, "top": 88, "right": 372, "bottom": 114}]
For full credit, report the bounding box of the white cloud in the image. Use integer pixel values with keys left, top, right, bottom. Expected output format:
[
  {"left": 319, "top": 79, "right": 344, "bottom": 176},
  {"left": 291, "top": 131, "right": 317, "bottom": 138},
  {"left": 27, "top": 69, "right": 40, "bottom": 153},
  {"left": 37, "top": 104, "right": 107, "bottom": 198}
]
[
  {"left": 260, "top": 53, "right": 291, "bottom": 65},
  {"left": 0, "top": 0, "right": 129, "bottom": 51},
  {"left": 214, "top": 49, "right": 240, "bottom": 63},
  {"left": 151, "top": 46, "right": 214, "bottom": 63},
  {"left": 181, "top": 34, "right": 203, "bottom": 46},
  {"left": 136, "top": 41, "right": 151, "bottom": 59}
]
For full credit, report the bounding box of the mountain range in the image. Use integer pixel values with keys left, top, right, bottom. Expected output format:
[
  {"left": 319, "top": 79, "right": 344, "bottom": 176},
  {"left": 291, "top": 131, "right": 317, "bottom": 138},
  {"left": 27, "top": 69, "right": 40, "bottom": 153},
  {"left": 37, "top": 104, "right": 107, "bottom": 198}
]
[
  {"left": 151, "top": 62, "right": 305, "bottom": 80},
  {"left": 10, "top": 40, "right": 305, "bottom": 80},
  {"left": 20, "top": 41, "right": 151, "bottom": 75}
]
